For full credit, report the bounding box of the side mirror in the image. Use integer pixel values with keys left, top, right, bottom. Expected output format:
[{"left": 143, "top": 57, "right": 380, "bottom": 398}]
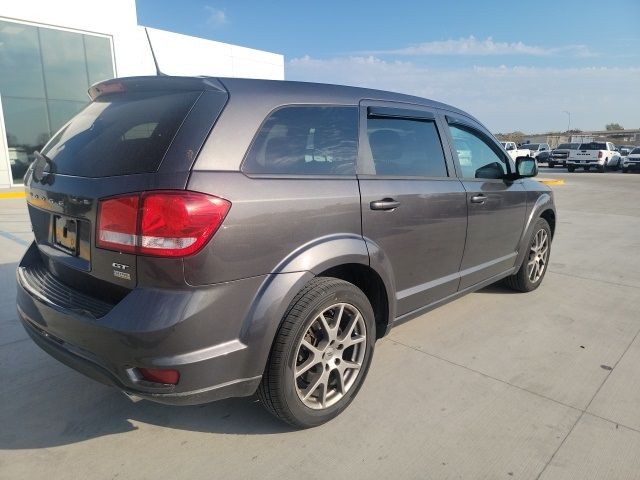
[
  {"left": 515, "top": 156, "right": 538, "bottom": 178},
  {"left": 475, "top": 162, "right": 505, "bottom": 179}
]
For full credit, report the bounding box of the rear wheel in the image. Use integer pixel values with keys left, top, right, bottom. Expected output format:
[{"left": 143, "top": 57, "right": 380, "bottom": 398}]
[
  {"left": 584, "top": 166, "right": 591, "bottom": 172},
  {"left": 622, "top": 168, "right": 629, "bottom": 173},
  {"left": 258, "top": 277, "right": 375, "bottom": 428},
  {"left": 548, "top": 161, "right": 555, "bottom": 168},
  {"left": 505, "top": 218, "right": 551, "bottom": 292},
  {"left": 567, "top": 165, "right": 575, "bottom": 172},
  {"left": 598, "top": 164, "right": 606, "bottom": 173}
]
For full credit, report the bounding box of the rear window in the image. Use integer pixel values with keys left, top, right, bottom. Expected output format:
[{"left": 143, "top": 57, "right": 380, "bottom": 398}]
[
  {"left": 579, "top": 142, "right": 606, "bottom": 150},
  {"left": 243, "top": 106, "right": 358, "bottom": 175},
  {"left": 41, "top": 91, "right": 200, "bottom": 177}
]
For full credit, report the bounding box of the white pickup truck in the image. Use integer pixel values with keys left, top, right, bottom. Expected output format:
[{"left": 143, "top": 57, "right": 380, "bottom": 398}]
[
  {"left": 566, "top": 141, "right": 622, "bottom": 172},
  {"left": 500, "top": 142, "right": 531, "bottom": 160}
]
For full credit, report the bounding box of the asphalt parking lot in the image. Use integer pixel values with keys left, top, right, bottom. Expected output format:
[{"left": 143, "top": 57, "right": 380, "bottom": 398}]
[{"left": 1, "top": 169, "right": 639, "bottom": 480}]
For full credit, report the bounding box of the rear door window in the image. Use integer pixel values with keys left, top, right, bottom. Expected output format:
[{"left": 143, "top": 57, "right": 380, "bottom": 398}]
[
  {"left": 366, "top": 117, "right": 448, "bottom": 177},
  {"left": 243, "top": 106, "right": 358, "bottom": 175},
  {"left": 41, "top": 91, "right": 201, "bottom": 177}
]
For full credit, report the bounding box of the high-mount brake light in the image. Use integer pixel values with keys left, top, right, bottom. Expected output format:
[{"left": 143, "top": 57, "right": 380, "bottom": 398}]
[{"left": 97, "top": 191, "right": 231, "bottom": 258}]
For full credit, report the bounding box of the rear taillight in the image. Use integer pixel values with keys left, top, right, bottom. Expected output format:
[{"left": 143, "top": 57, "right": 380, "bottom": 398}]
[
  {"left": 138, "top": 367, "right": 180, "bottom": 385},
  {"left": 598, "top": 151, "right": 603, "bottom": 159},
  {"left": 97, "top": 191, "right": 230, "bottom": 257}
]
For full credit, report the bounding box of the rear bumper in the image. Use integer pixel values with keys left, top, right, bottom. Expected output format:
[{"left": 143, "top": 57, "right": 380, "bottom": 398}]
[
  {"left": 16, "top": 242, "right": 269, "bottom": 405},
  {"left": 567, "top": 160, "right": 604, "bottom": 167},
  {"left": 19, "top": 315, "right": 261, "bottom": 405}
]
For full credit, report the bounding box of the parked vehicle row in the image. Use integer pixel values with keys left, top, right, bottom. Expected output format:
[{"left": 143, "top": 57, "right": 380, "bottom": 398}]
[
  {"left": 501, "top": 141, "right": 532, "bottom": 160},
  {"left": 523, "top": 143, "right": 551, "bottom": 161},
  {"left": 503, "top": 139, "right": 638, "bottom": 173}
]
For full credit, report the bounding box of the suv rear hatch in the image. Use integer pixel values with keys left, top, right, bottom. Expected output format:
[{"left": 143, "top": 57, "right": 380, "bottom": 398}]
[{"left": 23, "top": 77, "right": 228, "bottom": 309}]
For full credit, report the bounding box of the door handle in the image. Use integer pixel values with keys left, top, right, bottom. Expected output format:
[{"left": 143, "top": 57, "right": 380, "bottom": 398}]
[
  {"left": 470, "top": 194, "right": 487, "bottom": 204},
  {"left": 370, "top": 198, "right": 401, "bottom": 211}
]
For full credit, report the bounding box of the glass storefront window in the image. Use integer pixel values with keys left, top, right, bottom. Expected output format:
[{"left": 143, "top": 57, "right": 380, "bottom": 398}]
[
  {"left": 40, "top": 28, "right": 89, "bottom": 102},
  {"left": 3, "top": 97, "right": 49, "bottom": 182},
  {"left": 84, "top": 35, "right": 115, "bottom": 86},
  {"left": 0, "top": 19, "right": 115, "bottom": 184},
  {"left": 0, "top": 21, "right": 45, "bottom": 98}
]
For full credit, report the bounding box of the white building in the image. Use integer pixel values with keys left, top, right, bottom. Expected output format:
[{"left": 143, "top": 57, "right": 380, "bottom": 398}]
[{"left": 0, "top": 0, "right": 284, "bottom": 189}]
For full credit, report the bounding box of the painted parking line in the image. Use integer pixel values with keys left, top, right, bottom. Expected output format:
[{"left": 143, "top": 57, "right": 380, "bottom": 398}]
[
  {"left": 538, "top": 178, "right": 565, "bottom": 186},
  {"left": 0, "top": 192, "right": 26, "bottom": 199}
]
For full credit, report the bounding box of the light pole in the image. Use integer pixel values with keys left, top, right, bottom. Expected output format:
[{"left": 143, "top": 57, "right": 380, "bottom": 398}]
[{"left": 562, "top": 111, "right": 571, "bottom": 132}]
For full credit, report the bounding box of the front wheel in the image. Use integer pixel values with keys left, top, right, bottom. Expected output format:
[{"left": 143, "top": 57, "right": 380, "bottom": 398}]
[
  {"left": 567, "top": 165, "right": 575, "bottom": 172},
  {"left": 504, "top": 218, "right": 551, "bottom": 292},
  {"left": 258, "top": 277, "right": 376, "bottom": 428},
  {"left": 548, "top": 161, "right": 555, "bottom": 168}
]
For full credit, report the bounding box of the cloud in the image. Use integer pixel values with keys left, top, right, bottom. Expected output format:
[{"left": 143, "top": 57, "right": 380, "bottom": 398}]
[
  {"left": 361, "top": 36, "right": 596, "bottom": 58},
  {"left": 204, "top": 6, "right": 228, "bottom": 27},
  {"left": 287, "top": 55, "right": 640, "bottom": 132}
]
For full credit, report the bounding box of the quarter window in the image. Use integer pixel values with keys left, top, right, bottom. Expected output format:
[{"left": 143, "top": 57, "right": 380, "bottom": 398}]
[
  {"left": 243, "top": 106, "right": 358, "bottom": 175},
  {"left": 448, "top": 125, "right": 508, "bottom": 179},
  {"left": 367, "top": 117, "right": 448, "bottom": 177}
]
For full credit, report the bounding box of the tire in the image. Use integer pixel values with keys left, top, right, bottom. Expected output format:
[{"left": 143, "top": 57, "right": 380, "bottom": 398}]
[
  {"left": 567, "top": 165, "right": 575, "bottom": 172},
  {"left": 598, "top": 164, "right": 606, "bottom": 173},
  {"left": 548, "top": 162, "right": 555, "bottom": 168},
  {"left": 622, "top": 168, "right": 629, "bottom": 173},
  {"left": 504, "top": 218, "right": 551, "bottom": 293},
  {"left": 584, "top": 166, "right": 591, "bottom": 172},
  {"left": 258, "top": 277, "right": 376, "bottom": 428}
]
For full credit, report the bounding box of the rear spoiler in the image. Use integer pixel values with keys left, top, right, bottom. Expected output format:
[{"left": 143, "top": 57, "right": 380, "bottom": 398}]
[{"left": 88, "top": 76, "right": 227, "bottom": 101}]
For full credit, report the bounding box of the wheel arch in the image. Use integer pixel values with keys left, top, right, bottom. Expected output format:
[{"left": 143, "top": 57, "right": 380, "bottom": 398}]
[
  {"left": 515, "top": 193, "right": 556, "bottom": 268},
  {"left": 318, "top": 263, "right": 392, "bottom": 340},
  {"left": 238, "top": 234, "right": 396, "bottom": 379}
]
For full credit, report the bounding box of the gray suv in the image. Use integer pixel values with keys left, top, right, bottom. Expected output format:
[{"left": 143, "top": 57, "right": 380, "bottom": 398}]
[{"left": 17, "top": 76, "right": 555, "bottom": 428}]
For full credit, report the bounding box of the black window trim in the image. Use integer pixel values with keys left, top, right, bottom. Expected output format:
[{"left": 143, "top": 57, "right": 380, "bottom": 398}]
[
  {"left": 240, "top": 103, "right": 360, "bottom": 178},
  {"left": 363, "top": 109, "right": 451, "bottom": 179},
  {"left": 367, "top": 106, "right": 436, "bottom": 121}
]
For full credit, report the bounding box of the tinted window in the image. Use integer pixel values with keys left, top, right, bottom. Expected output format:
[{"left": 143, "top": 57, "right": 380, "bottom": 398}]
[
  {"left": 243, "top": 106, "right": 358, "bottom": 175},
  {"left": 557, "top": 143, "right": 573, "bottom": 149},
  {"left": 449, "top": 125, "right": 508, "bottom": 179},
  {"left": 631, "top": 148, "right": 640, "bottom": 154},
  {"left": 367, "top": 118, "right": 447, "bottom": 177},
  {"left": 41, "top": 91, "right": 200, "bottom": 177},
  {"left": 579, "top": 142, "right": 606, "bottom": 150}
]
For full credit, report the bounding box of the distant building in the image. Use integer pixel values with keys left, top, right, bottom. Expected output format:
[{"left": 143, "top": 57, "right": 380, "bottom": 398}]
[
  {"left": 0, "top": 0, "right": 284, "bottom": 189},
  {"left": 521, "top": 129, "right": 640, "bottom": 148}
]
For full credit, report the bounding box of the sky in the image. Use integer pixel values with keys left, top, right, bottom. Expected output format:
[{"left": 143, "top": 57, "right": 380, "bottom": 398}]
[{"left": 136, "top": 0, "right": 640, "bottom": 133}]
